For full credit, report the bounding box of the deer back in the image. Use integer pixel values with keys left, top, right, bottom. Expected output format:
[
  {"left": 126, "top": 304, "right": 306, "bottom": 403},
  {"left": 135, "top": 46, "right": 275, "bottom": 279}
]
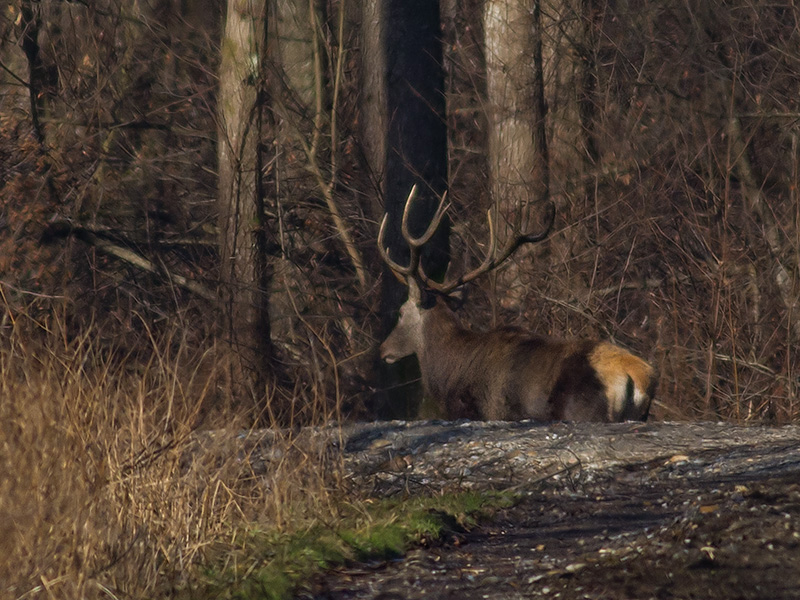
[{"left": 416, "top": 300, "right": 653, "bottom": 422}]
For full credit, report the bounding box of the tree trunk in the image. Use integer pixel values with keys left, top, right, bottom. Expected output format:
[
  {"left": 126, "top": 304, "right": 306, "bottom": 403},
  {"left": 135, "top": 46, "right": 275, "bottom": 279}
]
[
  {"left": 483, "top": 0, "right": 550, "bottom": 308},
  {"left": 218, "top": 0, "right": 274, "bottom": 405},
  {"left": 359, "top": 0, "right": 386, "bottom": 214},
  {"left": 374, "top": 0, "right": 449, "bottom": 418},
  {"left": 484, "top": 0, "right": 537, "bottom": 223}
]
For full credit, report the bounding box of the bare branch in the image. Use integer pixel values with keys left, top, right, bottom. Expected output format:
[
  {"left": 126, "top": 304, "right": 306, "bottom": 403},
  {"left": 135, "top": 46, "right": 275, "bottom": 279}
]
[{"left": 43, "top": 222, "right": 217, "bottom": 303}]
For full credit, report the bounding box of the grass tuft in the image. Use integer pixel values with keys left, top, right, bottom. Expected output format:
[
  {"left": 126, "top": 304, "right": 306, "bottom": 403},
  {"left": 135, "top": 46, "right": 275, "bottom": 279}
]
[
  {"left": 0, "top": 311, "right": 339, "bottom": 599},
  {"left": 194, "top": 491, "right": 517, "bottom": 599}
]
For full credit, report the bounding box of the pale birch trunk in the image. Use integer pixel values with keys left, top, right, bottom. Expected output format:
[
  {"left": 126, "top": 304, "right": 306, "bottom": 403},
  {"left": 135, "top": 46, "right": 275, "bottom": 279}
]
[{"left": 218, "top": 0, "right": 274, "bottom": 400}]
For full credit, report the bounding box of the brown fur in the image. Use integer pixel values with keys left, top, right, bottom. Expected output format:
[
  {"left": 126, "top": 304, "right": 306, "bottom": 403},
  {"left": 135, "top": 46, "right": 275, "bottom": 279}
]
[{"left": 381, "top": 297, "right": 655, "bottom": 422}]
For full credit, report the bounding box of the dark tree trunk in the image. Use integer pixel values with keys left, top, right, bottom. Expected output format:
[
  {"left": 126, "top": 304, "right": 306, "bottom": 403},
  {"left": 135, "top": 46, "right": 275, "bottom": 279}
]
[
  {"left": 383, "top": 0, "right": 449, "bottom": 277},
  {"left": 375, "top": 0, "right": 449, "bottom": 418}
]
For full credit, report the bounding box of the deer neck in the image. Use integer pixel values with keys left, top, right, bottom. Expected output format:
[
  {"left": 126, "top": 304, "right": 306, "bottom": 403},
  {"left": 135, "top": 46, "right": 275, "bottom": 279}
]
[{"left": 419, "top": 299, "right": 468, "bottom": 356}]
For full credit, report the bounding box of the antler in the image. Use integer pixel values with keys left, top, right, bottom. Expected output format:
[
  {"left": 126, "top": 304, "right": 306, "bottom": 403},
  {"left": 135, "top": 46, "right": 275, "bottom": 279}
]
[
  {"left": 423, "top": 201, "right": 555, "bottom": 293},
  {"left": 377, "top": 184, "right": 450, "bottom": 280},
  {"left": 378, "top": 185, "right": 555, "bottom": 293}
]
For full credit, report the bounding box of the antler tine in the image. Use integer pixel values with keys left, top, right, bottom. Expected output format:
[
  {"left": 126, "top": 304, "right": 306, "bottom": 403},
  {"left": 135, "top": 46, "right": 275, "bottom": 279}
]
[
  {"left": 424, "top": 201, "right": 556, "bottom": 294},
  {"left": 378, "top": 185, "right": 450, "bottom": 281},
  {"left": 482, "top": 200, "right": 556, "bottom": 269},
  {"left": 401, "top": 186, "right": 450, "bottom": 248},
  {"left": 377, "top": 213, "right": 415, "bottom": 276}
]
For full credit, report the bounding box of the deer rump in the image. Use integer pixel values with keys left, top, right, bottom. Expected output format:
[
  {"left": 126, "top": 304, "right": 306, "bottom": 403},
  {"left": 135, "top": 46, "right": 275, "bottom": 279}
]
[{"left": 415, "top": 299, "right": 654, "bottom": 422}]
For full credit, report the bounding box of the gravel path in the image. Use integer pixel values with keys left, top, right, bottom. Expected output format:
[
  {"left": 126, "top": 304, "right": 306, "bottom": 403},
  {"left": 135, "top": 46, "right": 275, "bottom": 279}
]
[{"left": 289, "top": 421, "right": 800, "bottom": 600}]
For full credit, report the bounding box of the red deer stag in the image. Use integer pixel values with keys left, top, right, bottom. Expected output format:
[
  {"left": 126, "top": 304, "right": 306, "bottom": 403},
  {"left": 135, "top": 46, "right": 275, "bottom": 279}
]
[{"left": 378, "top": 187, "right": 655, "bottom": 422}]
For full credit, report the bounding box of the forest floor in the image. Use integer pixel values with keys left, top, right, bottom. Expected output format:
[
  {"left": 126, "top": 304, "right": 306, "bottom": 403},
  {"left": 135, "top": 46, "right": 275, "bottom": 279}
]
[{"left": 280, "top": 421, "right": 800, "bottom": 600}]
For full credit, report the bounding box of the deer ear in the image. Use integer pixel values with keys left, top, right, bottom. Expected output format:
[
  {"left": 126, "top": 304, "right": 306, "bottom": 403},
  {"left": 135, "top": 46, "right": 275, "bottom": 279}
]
[{"left": 446, "top": 285, "right": 466, "bottom": 310}]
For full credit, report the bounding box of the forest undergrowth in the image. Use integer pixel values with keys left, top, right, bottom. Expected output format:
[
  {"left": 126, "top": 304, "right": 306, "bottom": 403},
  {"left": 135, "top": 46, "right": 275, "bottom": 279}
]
[{"left": 0, "top": 305, "right": 348, "bottom": 599}]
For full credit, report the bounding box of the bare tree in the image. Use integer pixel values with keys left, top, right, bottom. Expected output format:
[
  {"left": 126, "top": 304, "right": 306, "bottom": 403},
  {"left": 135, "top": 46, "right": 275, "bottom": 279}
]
[
  {"left": 218, "top": 0, "right": 275, "bottom": 403},
  {"left": 370, "top": 0, "right": 449, "bottom": 418},
  {"left": 359, "top": 0, "right": 386, "bottom": 208},
  {"left": 482, "top": 0, "right": 550, "bottom": 309}
]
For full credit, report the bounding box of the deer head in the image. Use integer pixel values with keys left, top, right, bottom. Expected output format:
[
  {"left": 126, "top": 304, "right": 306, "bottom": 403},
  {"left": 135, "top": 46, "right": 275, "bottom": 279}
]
[
  {"left": 379, "top": 277, "right": 424, "bottom": 364},
  {"left": 378, "top": 185, "right": 555, "bottom": 362}
]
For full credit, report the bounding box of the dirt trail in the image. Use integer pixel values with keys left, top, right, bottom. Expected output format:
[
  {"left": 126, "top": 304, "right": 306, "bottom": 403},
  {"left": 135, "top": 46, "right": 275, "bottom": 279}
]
[{"left": 295, "top": 421, "right": 800, "bottom": 599}]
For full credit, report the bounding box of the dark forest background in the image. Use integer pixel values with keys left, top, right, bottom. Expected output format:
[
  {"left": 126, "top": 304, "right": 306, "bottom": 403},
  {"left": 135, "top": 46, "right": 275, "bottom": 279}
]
[{"left": 3, "top": 0, "right": 800, "bottom": 424}]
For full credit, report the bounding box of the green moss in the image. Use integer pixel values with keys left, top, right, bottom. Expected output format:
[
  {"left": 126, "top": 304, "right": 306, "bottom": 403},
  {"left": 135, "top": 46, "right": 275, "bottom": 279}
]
[{"left": 190, "top": 490, "right": 517, "bottom": 600}]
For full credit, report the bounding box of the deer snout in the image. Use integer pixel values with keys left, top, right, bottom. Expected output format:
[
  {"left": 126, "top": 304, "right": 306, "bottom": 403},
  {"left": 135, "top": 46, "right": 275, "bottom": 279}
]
[{"left": 379, "top": 342, "right": 399, "bottom": 364}]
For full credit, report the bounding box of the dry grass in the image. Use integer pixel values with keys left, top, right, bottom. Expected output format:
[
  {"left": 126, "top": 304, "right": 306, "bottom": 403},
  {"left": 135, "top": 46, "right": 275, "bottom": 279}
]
[{"left": 0, "top": 308, "right": 343, "bottom": 600}]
